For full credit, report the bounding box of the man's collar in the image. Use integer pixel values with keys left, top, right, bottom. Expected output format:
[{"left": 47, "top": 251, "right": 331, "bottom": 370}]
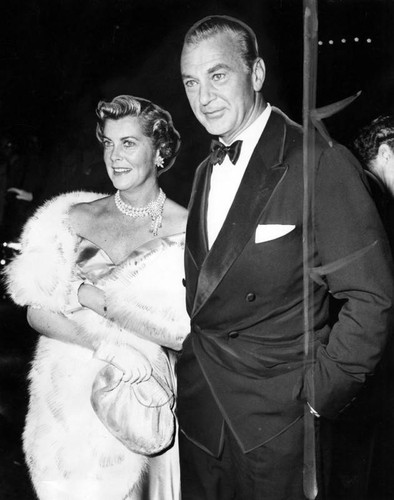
[{"left": 220, "top": 104, "right": 272, "bottom": 147}]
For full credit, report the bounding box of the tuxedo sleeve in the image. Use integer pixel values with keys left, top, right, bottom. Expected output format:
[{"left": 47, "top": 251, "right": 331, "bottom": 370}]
[{"left": 305, "top": 144, "right": 394, "bottom": 418}]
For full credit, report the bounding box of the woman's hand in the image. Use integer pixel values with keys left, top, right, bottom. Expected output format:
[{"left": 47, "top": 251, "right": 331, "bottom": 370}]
[
  {"left": 94, "top": 342, "right": 153, "bottom": 383},
  {"left": 63, "top": 279, "right": 86, "bottom": 314},
  {"left": 64, "top": 280, "right": 105, "bottom": 316}
]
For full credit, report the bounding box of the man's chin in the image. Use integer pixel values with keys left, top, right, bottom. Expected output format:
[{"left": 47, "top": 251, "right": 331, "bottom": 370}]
[{"left": 203, "top": 122, "right": 228, "bottom": 138}]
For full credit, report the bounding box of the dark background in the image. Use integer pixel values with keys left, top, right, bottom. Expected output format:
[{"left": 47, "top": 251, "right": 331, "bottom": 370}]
[
  {"left": 1, "top": 0, "right": 394, "bottom": 206},
  {"left": 1, "top": 0, "right": 394, "bottom": 498}
]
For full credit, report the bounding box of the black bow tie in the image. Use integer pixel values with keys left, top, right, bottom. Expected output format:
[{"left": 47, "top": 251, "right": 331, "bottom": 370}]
[{"left": 209, "top": 139, "right": 243, "bottom": 165}]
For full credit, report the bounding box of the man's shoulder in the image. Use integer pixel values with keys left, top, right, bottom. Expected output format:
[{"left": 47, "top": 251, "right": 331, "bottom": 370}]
[
  {"left": 270, "top": 107, "right": 334, "bottom": 149},
  {"left": 271, "top": 106, "right": 302, "bottom": 132},
  {"left": 267, "top": 107, "right": 305, "bottom": 153},
  {"left": 270, "top": 108, "right": 349, "bottom": 160}
]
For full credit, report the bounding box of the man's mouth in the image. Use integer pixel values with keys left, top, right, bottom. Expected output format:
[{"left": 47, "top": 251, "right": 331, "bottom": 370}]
[{"left": 203, "top": 108, "right": 225, "bottom": 118}]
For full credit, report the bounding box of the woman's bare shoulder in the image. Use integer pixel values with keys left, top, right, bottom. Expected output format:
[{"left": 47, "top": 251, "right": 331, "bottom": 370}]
[
  {"left": 163, "top": 199, "right": 188, "bottom": 234},
  {"left": 69, "top": 195, "right": 113, "bottom": 233}
]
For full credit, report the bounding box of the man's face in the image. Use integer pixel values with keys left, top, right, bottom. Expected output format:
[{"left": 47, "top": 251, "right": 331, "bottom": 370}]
[{"left": 181, "top": 32, "right": 258, "bottom": 144}]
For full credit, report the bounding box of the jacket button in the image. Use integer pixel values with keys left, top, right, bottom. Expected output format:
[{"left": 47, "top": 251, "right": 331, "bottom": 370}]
[
  {"left": 182, "top": 278, "right": 186, "bottom": 287},
  {"left": 245, "top": 292, "right": 256, "bottom": 302},
  {"left": 228, "top": 331, "right": 239, "bottom": 339}
]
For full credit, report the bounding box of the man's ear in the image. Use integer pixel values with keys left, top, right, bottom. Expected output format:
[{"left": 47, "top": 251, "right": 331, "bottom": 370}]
[{"left": 252, "top": 57, "right": 265, "bottom": 92}]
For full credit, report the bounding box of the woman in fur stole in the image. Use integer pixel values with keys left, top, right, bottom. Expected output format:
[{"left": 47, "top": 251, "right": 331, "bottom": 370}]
[{"left": 4, "top": 95, "right": 189, "bottom": 500}]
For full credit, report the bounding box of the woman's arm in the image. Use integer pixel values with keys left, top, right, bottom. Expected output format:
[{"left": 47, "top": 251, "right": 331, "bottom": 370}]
[
  {"left": 78, "top": 283, "right": 107, "bottom": 318},
  {"left": 27, "top": 306, "right": 152, "bottom": 382},
  {"left": 27, "top": 307, "right": 101, "bottom": 350},
  {"left": 77, "top": 283, "right": 186, "bottom": 351}
]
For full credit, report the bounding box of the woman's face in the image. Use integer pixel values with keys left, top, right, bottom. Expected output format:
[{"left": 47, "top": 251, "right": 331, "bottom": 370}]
[{"left": 101, "top": 116, "right": 159, "bottom": 192}]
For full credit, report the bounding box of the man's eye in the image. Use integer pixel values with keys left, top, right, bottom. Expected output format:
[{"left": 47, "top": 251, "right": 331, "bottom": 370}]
[
  {"left": 184, "top": 80, "right": 197, "bottom": 89},
  {"left": 212, "top": 73, "right": 225, "bottom": 82}
]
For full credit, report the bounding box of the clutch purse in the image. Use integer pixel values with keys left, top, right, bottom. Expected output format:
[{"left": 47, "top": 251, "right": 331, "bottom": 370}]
[{"left": 91, "top": 362, "right": 175, "bottom": 456}]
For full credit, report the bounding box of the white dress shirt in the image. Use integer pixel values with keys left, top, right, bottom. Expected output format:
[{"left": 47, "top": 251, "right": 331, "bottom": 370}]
[{"left": 207, "top": 104, "right": 272, "bottom": 249}]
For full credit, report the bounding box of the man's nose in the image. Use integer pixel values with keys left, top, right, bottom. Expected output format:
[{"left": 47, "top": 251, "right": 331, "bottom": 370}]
[{"left": 199, "top": 82, "right": 214, "bottom": 106}]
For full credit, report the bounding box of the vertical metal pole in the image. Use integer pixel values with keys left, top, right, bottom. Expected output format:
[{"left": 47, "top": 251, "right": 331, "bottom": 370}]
[{"left": 302, "top": 1, "right": 318, "bottom": 499}]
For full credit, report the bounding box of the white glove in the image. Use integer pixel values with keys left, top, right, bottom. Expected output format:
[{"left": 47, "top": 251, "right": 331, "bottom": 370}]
[{"left": 94, "top": 341, "right": 153, "bottom": 383}]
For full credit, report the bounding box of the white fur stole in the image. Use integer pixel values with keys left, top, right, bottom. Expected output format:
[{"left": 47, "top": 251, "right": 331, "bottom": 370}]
[
  {"left": 3, "top": 191, "right": 189, "bottom": 500},
  {"left": 4, "top": 191, "right": 106, "bottom": 311}
]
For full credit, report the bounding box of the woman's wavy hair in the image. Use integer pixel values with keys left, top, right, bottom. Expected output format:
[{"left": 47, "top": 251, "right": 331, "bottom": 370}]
[
  {"left": 96, "top": 95, "right": 181, "bottom": 175},
  {"left": 353, "top": 115, "right": 394, "bottom": 166}
]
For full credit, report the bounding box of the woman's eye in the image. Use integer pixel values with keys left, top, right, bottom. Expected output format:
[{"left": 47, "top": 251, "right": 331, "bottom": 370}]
[
  {"left": 102, "top": 140, "right": 112, "bottom": 149},
  {"left": 123, "top": 140, "right": 135, "bottom": 148}
]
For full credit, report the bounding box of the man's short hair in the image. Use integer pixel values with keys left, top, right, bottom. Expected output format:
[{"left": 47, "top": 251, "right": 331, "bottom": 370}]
[
  {"left": 183, "top": 15, "right": 259, "bottom": 71},
  {"left": 353, "top": 115, "right": 394, "bottom": 166}
]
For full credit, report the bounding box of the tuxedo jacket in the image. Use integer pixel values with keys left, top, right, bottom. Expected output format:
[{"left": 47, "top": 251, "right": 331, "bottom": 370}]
[{"left": 177, "top": 108, "right": 394, "bottom": 456}]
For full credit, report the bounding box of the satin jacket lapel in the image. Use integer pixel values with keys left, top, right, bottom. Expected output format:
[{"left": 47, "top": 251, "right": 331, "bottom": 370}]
[
  {"left": 191, "top": 110, "right": 289, "bottom": 318},
  {"left": 186, "top": 159, "right": 211, "bottom": 269}
]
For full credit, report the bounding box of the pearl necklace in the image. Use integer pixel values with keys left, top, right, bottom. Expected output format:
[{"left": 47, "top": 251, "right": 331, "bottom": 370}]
[{"left": 114, "top": 188, "right": 166, "bottom": 236}]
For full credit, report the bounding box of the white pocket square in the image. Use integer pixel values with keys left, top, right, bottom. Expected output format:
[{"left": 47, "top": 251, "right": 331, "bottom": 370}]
[{"left": 255, "top": 224, "right": 296, "bottom": 243}]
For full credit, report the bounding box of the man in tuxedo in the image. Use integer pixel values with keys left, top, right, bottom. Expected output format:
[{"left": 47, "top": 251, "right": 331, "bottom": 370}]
[{"left": 177, "top": 15, "right": 394, "bottom": 500}]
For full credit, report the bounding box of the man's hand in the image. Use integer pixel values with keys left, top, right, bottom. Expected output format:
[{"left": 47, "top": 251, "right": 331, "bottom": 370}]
[{"left": 7, "top": 187, "right": 33, "bottom": 202}]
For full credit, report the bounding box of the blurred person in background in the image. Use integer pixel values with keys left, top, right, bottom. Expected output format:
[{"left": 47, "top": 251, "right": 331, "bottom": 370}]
[
  {"left": 0, "top": 133, "right": 43, "bottom": 242},
  {"left": 349, "top": 115, "right": 394, "bottom": 499},
  {"left": 353, "top": 115, "right": 394, "bottom": 251}
]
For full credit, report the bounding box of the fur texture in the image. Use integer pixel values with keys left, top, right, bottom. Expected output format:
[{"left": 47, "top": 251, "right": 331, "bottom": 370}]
[{"left": 4, "top": 192, "right": 189, "bottom": 500}]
